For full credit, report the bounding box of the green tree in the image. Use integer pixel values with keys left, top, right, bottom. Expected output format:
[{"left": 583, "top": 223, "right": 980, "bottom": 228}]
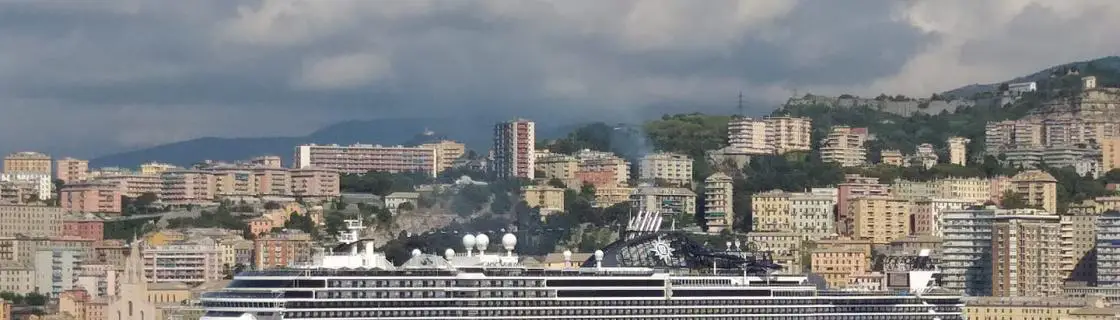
[
  {"left": 547, "top": 178, "right": 567, "bottom": 189},
  {"left": 397, "top": 202, "right": 415, "bottom": 212},
  {"left": 25, "top": 292, "right": 47, "bottom": 305},
  {"left": 1000, "top": 190, "right": 1030, "bottom": 209}
]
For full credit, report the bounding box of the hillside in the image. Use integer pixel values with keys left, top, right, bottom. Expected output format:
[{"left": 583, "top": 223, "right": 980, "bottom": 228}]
[
  {"left": 91, "top": 117, "right": 579, "bottom": 168},
  {"left": 943, "top": 56, "right": 1120, "bottom": 98}
]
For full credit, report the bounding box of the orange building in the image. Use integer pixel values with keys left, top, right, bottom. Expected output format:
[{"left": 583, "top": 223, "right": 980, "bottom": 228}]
[
  {"left": 291, "top": 167, "right": 340, "bottom": 199},
  {"left": 254, "top": 230, "right": 314, "bottom": 269},
  {"left": 574, "top": 170, "right": 618, "bottom": 189},
  {"left": 56, "top": 157, "right": 90, "bottom": 184}
]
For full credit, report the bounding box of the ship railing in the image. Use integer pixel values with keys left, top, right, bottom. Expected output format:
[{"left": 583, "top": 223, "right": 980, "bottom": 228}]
[{"left": 200, "top": 291, "right": 284, "bottom": 300}]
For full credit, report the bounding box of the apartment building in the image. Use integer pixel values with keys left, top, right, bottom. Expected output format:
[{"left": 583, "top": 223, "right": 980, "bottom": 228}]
[
  {"left": 702, "top": 173, "right": 733, "bottom": 233},
  {"left": 1011, "top": 170, "right": 1059, "bottom": 213},
  {"left": 1060, "top": 211, "right": 1099, "bottom": 284},
  {"left": 56, "top": 157, "right": 89, "bottom": 184},
  {"left": 143, "top": 238, "right": 224, "bottom": 284},
  {"left": 160, "top": 170, "right": 217, "bottom": 205},
  {"left": 744, "top": 232, "right": 807, "bottom": 274},
  {"left": 0, "top": 261, "right": 33, "bottom": 294},
  {"left": 639, "top": 152, "right": 692, "bottom": 186},
  {"left": 629, "top": 186, "right": 696, "bottom": 217},
  {"left": 418, "top": 140, "right": 467, "bottom": 174},
  {"left": 291, "top": 167, "right": 340, "bottom": 199},
  {"left": 522, "top": 185, "right": 565, "bottom": 216},
  {"left": 2, "top": 152, "right": 51, "bottom": 175},
  {"left": 34, "top": 247, "right": 83, "bottom": 297},
  {"left": 535, "top": 154, "right": 579, "bottom": 187},
  {"left": 254, "top": 230, "right": 314, "bottom": 269},
  {"left": 847, "top": 196, "right": 910, "bottom": 244},
  {"left": 60, "top": 181, "right": 122, "bottom": 214},
  {"left": 911, "top": 143, "right": 938, "bottom": 169},
  {"left": 836, "top": 175, "right": 889, "bottom": 234},
  {"left": 750, "top": 190, "right": 791, "bottom": 232},
  {"left": 991, "top": 215, "right": 1062, "bottom": 297},
  {"left": 139, "top": 162, "right": 179, "bottom": 176},
  {"left": 947, "top": 136, "right": 970, "bottom": 166},
  {"left": 96, "top": 173, "right": 162, "bottom": 198},
  {"left": 575, "top": 151, "right": 630, "bottom": 187},
  {"left": 727, "top": 117, "right": 770, "bottom": 155},
  {"left": 0, "top": 172, "right": 52, "bottom": 200},
  {"left": 820, "top": 126, "right": 868, "bottom": 167},
  {"left": 940, "top": 207, "right": 1050, "bottom": 296},
  {"left": 811, "top": 248, "right": 868, "bottom": 289},
  {"left": 764, "top": 116, "right": 813, "bottom": 154},
  {"left": 253, "top": 167, "right": 293, "bottom": 196},
  {"left": 62, "top": 214, "right": 105, "bottom": 241},
  {"left": 879, "top": 149, "right": 903, "bottom": 166},
  {"left": 910, "top": 197, "right": 976, "bottom": 236},
  {"left": 592, "top": 186, "right": 632, "bottom": 209},
  {"left": 0, "top": 205, "right": 63, "bottom": 238},
  {"left": 249, "top": 155, "right": 283, "bottom": 168},
  {"left": 492, "top": 119, "right": 536, "bottom": 180},
  {"left": 790, "top": 188, "right": 837, "bottom": 238},
  {"left": 1097, "top": 211, "right": 1120, "bottom": 287},
  {"left": 295, "top": 143, "right": 439, "bottom": 177}
]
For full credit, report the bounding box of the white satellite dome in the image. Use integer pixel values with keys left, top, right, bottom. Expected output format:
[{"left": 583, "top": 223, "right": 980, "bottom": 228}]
[
  {"left": 444, "top": 248, "right": 455, "bottom": 260},
  {"left": 237, "top": 313, "right": 257, "bottom": 320},
  {"left": 594, "top": 250, "right": 604, "bottom": 260},
  {"left": 563, "top": 250, "right": 572, "bottom": 260},
  {"left": 502, "top": 233, "right": 517, "bottom": 251},
  {"left": 462, "top": 234, "right": 476, "bottom": 250},
  {"left": 411, "top": 249, "right": 421, "bottom": 257},
  {"left": 475, "top": 234, "right": 490, "bottom": 252}
]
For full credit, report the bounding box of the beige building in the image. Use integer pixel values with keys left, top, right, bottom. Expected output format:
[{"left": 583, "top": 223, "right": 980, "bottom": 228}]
[
  {"left": 419, "top": 140, "right": 467, "bottom": 174},
  {"left": 639, "top": 152, "right": 693, "bottom": 186},
  {"left": 576, "top": 151, "right": 630, "bottom": 187},
  {"left": 97, "top": 174, "right": 163, "bottom": 198},
  {"left": 535, "top": 154, "right": 580, "bottom": 187},
  {"left": 1011, "top": 170, "right": 1059, "bottom": 213},
  {"left": 751, "top": 190, "right": 791, "bottom": 232},
  {"left": 160, "top": 170, "right": 217, "bottom": 205},
  {"left": 592, "top": 186, "right": 632, "bottom": 209},
  {"left": 143, "top": 238, "right": 224, "bottom": 284},
  {"left": 492, "top": 119, "right": 536, "bottom": 180},
  {"left": 727, "top": 117, "right": 771, "bottom": 155},
  {"left": 848, "top": 196, "right": 910, "bottom": 244},
  {"left": 745, "top": 231, "right": 807, "bottom": 274},
  {"left": 820, "top": 126, "right": 868, "bottom": 167},
  {"left": 0, "top": 261, "right": 33, "bottom": 293},
  {"left": 765, "top": 116, "right": 813, "bottom": 154},
  {"left": 879, "top": 149, "right": 904, "bottom": 166},
  {"left": 811, "top": 248, "right": 868, "bottom": 289},
  {"left": 59, "top": 181, "right": 123, "bottom": 214},
  {"left": 290, "top": 167, "right": 340, "bottom": 199},
  {"left": 990, "top": 215, "right": 1062, "bottom": 297},
  {"left": 1061, "top": 210, "right": 1100, "bottom": 283},
  {"left": 963, "top": 296, "right": 1118, "bottom": 320},
  {"left": 522, "top": 185, "right": 565, "bottom": 216},
  {"left": 948, "top": 136, "right": 971, "bottom": 166},
  {"left": 0, "top": 205, "right": 63, "bottom": 238},
  {"left": 837, "top": 175, "right": 890, "bottom": 235},
  {"left": 249, "top": 155, "right": 283, "bottom": 168},
  {"left": 1103, "top": 138, "right": 1120, "bottom": 172},
  {"left": 294, "top": 143, "right": 439, "bottom": 176},
  {"left": 630, "top": 186, "right": 696, "bottom": 217},
  {"left": 2, "top": 152, "right": 51, "bottom": 175},
  {"left": 56, "top": 157, "right": 90, "bottom": 184},
  {"left": 139, "top": 162, "right": 179, "bottom": 176},
  {"left": 703, "top": 173, "right": 734, "bottom": 233}
]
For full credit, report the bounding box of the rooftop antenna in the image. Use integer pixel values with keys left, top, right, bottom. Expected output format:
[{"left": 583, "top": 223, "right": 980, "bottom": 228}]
[{"left": 737, "top": 91, "right": 744, "bottom": 117}]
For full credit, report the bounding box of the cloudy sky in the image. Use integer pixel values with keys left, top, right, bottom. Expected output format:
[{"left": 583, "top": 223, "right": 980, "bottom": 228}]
[{"left": 1, "top": 0, "right": 1118, "bottom": 158}]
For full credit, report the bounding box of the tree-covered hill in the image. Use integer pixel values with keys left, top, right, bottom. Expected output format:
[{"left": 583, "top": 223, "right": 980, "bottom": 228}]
[{"left": 942, "top": 56, "right": 1120, "bottom": 98}]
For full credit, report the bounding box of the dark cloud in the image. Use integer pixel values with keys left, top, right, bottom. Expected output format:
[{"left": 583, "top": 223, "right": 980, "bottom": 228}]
[{"left": 0, "top": 0, "right": 1118, "bottom": 159}]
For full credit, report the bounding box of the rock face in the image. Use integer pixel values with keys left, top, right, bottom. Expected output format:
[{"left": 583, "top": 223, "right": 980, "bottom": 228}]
[
  {"left": 360, "top": 211, "right": 459, "bottom": 247},
  {"left": 1026, "top": 88, "right": 1120, "bottom": 121}
]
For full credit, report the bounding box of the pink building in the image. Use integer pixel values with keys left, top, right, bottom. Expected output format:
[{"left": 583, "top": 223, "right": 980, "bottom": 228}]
[
  {"left": 62, "top": 214, "right": 105, "bottom": 241},
  {"left": 160, "top": 170, "right": 216, "bottom": 204},
  {"left": 291, "top": 167, "right": 340, "bottom": 199},
  {"left": 253, "top": 167, "right": 292, "bottom": 196},
  {"left": 836, "top": 174, "right": 889, "bottom": 235},
  {"left": 56, "top": 157, "right": 89, "bottom": 184},
  {"left": 59, "top": 181, "right": 122, "bottom": 215}
]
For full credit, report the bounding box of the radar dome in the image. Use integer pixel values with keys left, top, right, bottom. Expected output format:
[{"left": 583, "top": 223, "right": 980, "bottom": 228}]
[
  {"left": 563, "top": 250, "right": 572, "bottom": 260},
  {"left": 594, "top": 250, "right": 604, "bottom": 260},
  {"left": 444, "top": 248, "right": 455, "bottom": 260},
  {"left": 502, "top": 233, "right": 517, "bottom": 250},
  {"left": 475, "top": 234, "right": 490, "bottom": 251},
  {"left": 462, "top": 234, "right": 476, "bottom": 250},
  {"left": 411, "top": 249, "right": 421, "bottom": 257},
  {"left": 237, "top": 313, "right": 257, "bottom": 320}
]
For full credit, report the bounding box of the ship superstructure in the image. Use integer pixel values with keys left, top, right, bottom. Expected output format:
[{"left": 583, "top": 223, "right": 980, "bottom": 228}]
[{"left": 200, "top": 214, "right": 962, "bottom": 320}]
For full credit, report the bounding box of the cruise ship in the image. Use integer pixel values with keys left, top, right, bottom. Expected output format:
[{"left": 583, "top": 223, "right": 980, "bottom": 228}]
[{"left": 201, "top": 213, "right": 963, "bottom": 320}]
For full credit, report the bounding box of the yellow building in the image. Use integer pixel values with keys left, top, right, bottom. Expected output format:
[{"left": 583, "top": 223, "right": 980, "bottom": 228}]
[
  {"left": 820, "top": 126, "right": 868, "bottom": 167},
  {"left": 1103, "top": 138, "right": 1120, "bottom": 172},
  {"left": 751, "top": 190, "right": 791, "bottom": 232},
  {"left": 522, "top": 185, "right": 565, "bottom": 216},
  {"left": 418, "top": 140, "right": 466, "bottom": 174},
  {"left": 0, "top": 297, "right": 11, "bottom": 320},
  {"left": 703, "top": 173, "right": 734, "bottom": 233},
  {"left": 879, "top": 149, "right": 904, "bottom": 166},
  {"left": 534, "top": 154, "right": 579, "bottom": 187},
  {"left": 592, "top": 186, "right": 632, "bottom": 208},
  {"left": 811, "top": 248, "right": 867, "bottom": 289},
  {"left": 638, "top": 152, "right": 693, "bottom": 186},
  {"left": 963, "top": 296, "right": 1118, "bottom": 320},
  {"left": 991, "top": 215, "right": 1062, "bottom": 297},
  {"left": 1011, "top": 170, "right": 1058, "bottom": 214},
  {"left": 938, "top": 178, "right": 994, "bottom": 203},
  {"left": 139, "top": 162, "right": 179, "bottom": 176},
  {"left": 144, "top": 230, "right": 186, "bottom": 246},
  {"left": 948, "top": 136, "right": 971, "bottom": 166},
  {"left": 849, "top": 196, "right": 911, "bottom": 244},
  {"left": 2, "top": 152, "right": 51, "bottom": 175}
]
